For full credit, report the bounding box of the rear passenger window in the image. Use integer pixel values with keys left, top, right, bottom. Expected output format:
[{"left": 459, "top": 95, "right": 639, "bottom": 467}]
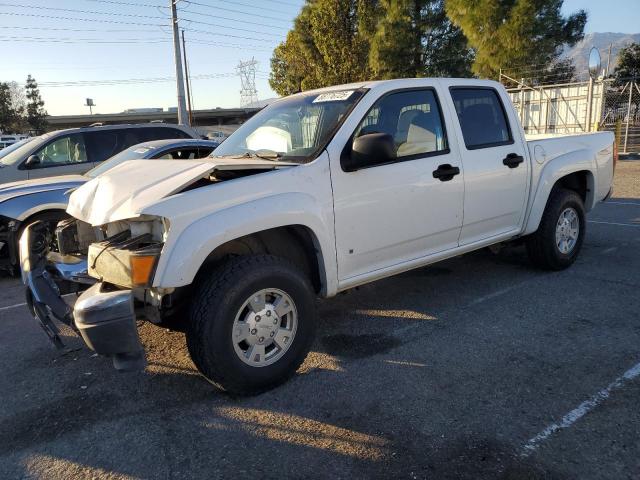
[
  {"left": 450, "top": 88, "right": 512, "bottom": 149},
  {"left": 141, "top": 127, "right": 191, "bottom": 141},
  {"left": 354, "top": 89, "right": 448, "bottom": 159},
  {"left": 85, "top": 131, "right": 119, "bottom": 163}
]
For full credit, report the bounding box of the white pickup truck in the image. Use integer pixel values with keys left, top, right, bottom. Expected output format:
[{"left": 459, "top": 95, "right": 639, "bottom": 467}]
[{"left": 21, "top": 79, "right": 615, "bottom": 395}]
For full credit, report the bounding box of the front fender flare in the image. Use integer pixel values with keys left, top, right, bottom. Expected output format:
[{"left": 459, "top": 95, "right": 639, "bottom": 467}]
[
  {"left": 523, "top": 149, "right": 596, "bottom": 236},
  {"left": 153, "top": 192, "right": 337, "bottom": 296}
]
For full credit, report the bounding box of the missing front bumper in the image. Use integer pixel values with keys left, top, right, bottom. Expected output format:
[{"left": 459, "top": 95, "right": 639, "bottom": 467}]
[
  {"left": 20, "top": 221, "right": 146, "bottom": 371},
  {"left": 74, "top": 283, "right": 146, "bottom": 371}
]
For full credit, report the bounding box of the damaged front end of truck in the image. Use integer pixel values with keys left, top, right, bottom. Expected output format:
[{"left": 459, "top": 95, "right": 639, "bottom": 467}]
[
  {"left": 19, "top": 157, "right": 299, "bottom": 371},
  {"left": 20, "top": 215, "right": 168, "bottom": 370}
]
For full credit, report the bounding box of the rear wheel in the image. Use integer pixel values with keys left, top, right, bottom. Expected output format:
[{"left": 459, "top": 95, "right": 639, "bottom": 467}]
[
  {"left": 186, "top": 255, "right": 316, "bottom": 395},
  {"left": 526, "top": 188, "right": 585, "bottom": 270}
]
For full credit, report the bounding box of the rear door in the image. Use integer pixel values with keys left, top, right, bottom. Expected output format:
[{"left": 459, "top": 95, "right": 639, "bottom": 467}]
[{"left": 444, "top": 84, "right": 529, "bottom": 245}]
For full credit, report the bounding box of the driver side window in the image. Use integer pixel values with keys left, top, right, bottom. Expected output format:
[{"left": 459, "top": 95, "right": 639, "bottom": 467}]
[
  {"left": 354, "top": 89, "right": 448, "bottom": 159},
  {"left": 32, "top": 134, "right": 87, "bottom": 167}
]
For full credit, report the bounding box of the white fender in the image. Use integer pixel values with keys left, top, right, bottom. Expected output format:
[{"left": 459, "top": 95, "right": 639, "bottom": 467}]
[
  {"left": 152, "top": 192, "right": 337, "bottom": 296},
  {"left": 523, "top": 149, "right": 596, "bottom": 235}
]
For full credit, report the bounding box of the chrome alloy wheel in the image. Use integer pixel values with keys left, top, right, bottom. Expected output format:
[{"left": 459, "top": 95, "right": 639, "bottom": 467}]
[
  {"left": 232, "top": 288, "right": 298, "bottom": 367},
  {"left": 555, "top": 207, "right": 580, "bottom": 255}
]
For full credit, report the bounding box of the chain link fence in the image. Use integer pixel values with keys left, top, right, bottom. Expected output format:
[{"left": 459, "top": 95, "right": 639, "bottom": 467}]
[{"left": 600, "top": 79, "right": 640, "bottom": 154}]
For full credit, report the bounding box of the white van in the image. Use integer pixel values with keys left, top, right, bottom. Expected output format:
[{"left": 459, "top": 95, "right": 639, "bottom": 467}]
[{"left": 0, "top": 135, "right": 30, "bottom": 150}]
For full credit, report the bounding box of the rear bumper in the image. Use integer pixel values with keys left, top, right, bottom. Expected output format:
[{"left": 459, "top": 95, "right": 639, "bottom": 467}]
[{"left": 19, "top": 221, "right": 146, "bottom": 371}]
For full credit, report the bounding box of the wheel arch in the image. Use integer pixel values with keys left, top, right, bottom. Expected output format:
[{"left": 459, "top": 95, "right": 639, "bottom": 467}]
[
  {"left": 524, "top": 150, "right": 596, "bottom": 235},
  {"left": 195, "top": 225, "right": 327, "bottom": 295}
]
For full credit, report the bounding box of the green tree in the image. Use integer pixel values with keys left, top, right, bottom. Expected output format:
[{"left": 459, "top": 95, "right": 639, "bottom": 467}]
[
  {"left": 613, "top": 42, "right": 640, "bottom": 79},
  {"left": 369, "top": 0, "right": 422, "bottom": 78},
  {"left": 369, "top": 0, "right": 472, "bottom": 79},
  {"left": 269, "top": 0, "right": 380, "bottom": 95},
  {"left": 0, "top": 82, "right": 26, "bottom": 134},
  {"left": 445, "top": 0, "right": 586, "bottom": 79},
  {"left": 25, "top": 75, "right": 47, "bottom": 134}
]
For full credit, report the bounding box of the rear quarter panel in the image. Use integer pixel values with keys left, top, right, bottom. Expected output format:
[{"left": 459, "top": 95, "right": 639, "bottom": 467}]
[{"left": 523, "top": 131, "right": 614, "bottom": 235}]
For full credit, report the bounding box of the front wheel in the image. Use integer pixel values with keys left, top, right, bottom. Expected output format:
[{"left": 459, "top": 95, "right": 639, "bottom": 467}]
[
  {"left": 526, "top": 188, "right": 586, "bottom": 270},
  {"left": 186, "top": 255, "right": 316, "bottom": 395}
]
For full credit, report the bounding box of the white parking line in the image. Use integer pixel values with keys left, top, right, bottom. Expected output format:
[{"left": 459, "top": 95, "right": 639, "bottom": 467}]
[
  {"left": 0, "top": 302, "right": 26, "bottom": 312},
  {"left": 521, "top": 361, "right": 640, "bottom": 457},
  {"left": 588, "top": 220, "right": 640, "bottom": 228}
]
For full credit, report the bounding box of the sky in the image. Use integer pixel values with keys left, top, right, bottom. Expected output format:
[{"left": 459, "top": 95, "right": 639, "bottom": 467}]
[{"left": 2, "top": 0, "right": 638, "bottom": 116}]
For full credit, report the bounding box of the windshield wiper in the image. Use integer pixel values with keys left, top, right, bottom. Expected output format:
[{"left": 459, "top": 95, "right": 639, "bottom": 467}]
[{"left": 223, "top": 150, "right": 283, "bottom": 161}]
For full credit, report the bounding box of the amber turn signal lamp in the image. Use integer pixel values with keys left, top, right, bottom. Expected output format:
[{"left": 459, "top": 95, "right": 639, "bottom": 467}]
[{"left": 130, "top": 255, "right": 158, "bottom": 287}]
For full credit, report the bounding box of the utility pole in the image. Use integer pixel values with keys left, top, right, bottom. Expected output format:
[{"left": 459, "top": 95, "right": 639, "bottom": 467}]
[
  {"left": 181, "top": 29, "right": 193, "bottom": 126},
  {"left": 170, "top": 0, "right": 188, "bottom": 125},
  {"left": 606, "top": 44, "right": 612, "bottom": 77}
]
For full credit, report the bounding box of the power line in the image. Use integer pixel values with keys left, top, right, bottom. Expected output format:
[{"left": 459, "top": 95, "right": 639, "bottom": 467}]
[
  {"left": 175, "top": 14, "right": 282, "bottom": 38},
  {"left": 186, "top": 0, "right": 298, "bottom": 13},
  {"left": 0, "top": 33, "right": 274, "bottom": 51},
  {"left": 182, "top": 0, "right": 291, "bottom": 24},
  {"left": 243, "top": 0, "right": 301, "bottom": 6},
  {"left": 0, "top": 35, "right": 169, "bottom": 44},
  {"left": 0, "top": 2, "right": 167, "bottom": 21},
  {"left": 36, "top": 72, "right": 237, "bottom": 87},
  {"left": 84, "top": 0, "right": 166, "bottom": 8},
  {"left": 0, "top": 11, "right": 166, "bottom": 27},
  {"left": 0, "top": 25, "right": 163, "bottom": 33},
  {"left": 85, "top": 0, "right": 293, "bottom": 25},
  {"left": 0, "top": 12, "right": 282, "bottom": 43},
  {"left": 1, "top": 2, "right": 284, "bottom": 39}
]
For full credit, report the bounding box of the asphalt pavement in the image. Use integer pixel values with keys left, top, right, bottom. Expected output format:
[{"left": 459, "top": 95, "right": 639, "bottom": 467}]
[{"left": 0, "top": 161, "right": 638, "bottom": 480}]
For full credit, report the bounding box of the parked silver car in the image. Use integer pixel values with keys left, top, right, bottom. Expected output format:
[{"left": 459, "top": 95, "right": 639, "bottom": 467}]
[
  {"left": 0, "top": 123, "right": 197, "bottom": 184},
  {"left": 0, "top": 138, "right": 219, "bottom": 273}
]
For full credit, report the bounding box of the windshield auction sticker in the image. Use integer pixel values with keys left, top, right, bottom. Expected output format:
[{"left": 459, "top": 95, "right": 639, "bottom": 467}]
[{"left": 313, "top": 90, "right": 355, "bottom": 103}]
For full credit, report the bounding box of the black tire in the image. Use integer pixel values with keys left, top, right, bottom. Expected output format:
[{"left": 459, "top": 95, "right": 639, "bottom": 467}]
[
  {"left": 187, "top": 254, "right": 316, "bottom": 395},
  {"left": 526, "top": 188, "right": 586, "bottom": 270}
]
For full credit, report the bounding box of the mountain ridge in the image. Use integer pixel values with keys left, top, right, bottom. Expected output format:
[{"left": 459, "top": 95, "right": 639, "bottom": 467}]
[{"left": 563, "top": 32, "right": 640, "bottom": 79}]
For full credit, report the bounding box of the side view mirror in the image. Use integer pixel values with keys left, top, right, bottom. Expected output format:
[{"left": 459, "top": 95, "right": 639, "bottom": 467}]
[
  {"left": 341, "top": 133, "right": 395, "bottom": 172},
  {"left": 25, "top": 155, "right": 41, "bottom": 169}
]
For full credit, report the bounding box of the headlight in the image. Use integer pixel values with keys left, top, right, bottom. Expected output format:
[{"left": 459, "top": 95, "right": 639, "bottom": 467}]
[{"left": 88, "top": 218, "right": 166, "bottom": 288}]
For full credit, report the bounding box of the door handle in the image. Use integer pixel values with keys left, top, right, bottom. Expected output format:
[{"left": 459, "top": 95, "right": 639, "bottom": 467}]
[
  {"left": 503, "top": 153, "right": 524, "bottom": 168},
  {"left": 432, "top": 164, "right": 460, "bottom": 182}
]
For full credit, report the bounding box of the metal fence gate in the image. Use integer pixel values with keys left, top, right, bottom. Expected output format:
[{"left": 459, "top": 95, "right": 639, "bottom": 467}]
[
  {"left": 507, "top": 78, "right": 640, "bottom": 154},
  {"left": 600, "top": 79, "right": 640, "bottom": 154}
]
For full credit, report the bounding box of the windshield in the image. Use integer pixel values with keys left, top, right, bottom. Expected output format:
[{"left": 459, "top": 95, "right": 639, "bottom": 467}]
[
  {"left": 85, "top": 144, "right": 157, "bottom": 178},
  {"left": 0, "top": 137, "right": 38, "bottom": 165},
  {"left": 211, "top": 89, "right": 365, "bottom": 163}
]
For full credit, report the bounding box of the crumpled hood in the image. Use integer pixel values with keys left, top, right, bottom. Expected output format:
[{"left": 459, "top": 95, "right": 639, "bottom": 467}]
[
  {"left": 0, "top": 175, "right": 86, "bottom": 204},
  {"left": 67, "top": 158, "right": 297, "bottom": 226}
]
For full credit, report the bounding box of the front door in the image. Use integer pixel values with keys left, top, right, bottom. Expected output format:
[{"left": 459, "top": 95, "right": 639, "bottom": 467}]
[
  {"left": 329, "top": 87, "right": 465, "bottom": 282},
  {"left": 26, "top": 133, "right": 93, "bottom": 179}
]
